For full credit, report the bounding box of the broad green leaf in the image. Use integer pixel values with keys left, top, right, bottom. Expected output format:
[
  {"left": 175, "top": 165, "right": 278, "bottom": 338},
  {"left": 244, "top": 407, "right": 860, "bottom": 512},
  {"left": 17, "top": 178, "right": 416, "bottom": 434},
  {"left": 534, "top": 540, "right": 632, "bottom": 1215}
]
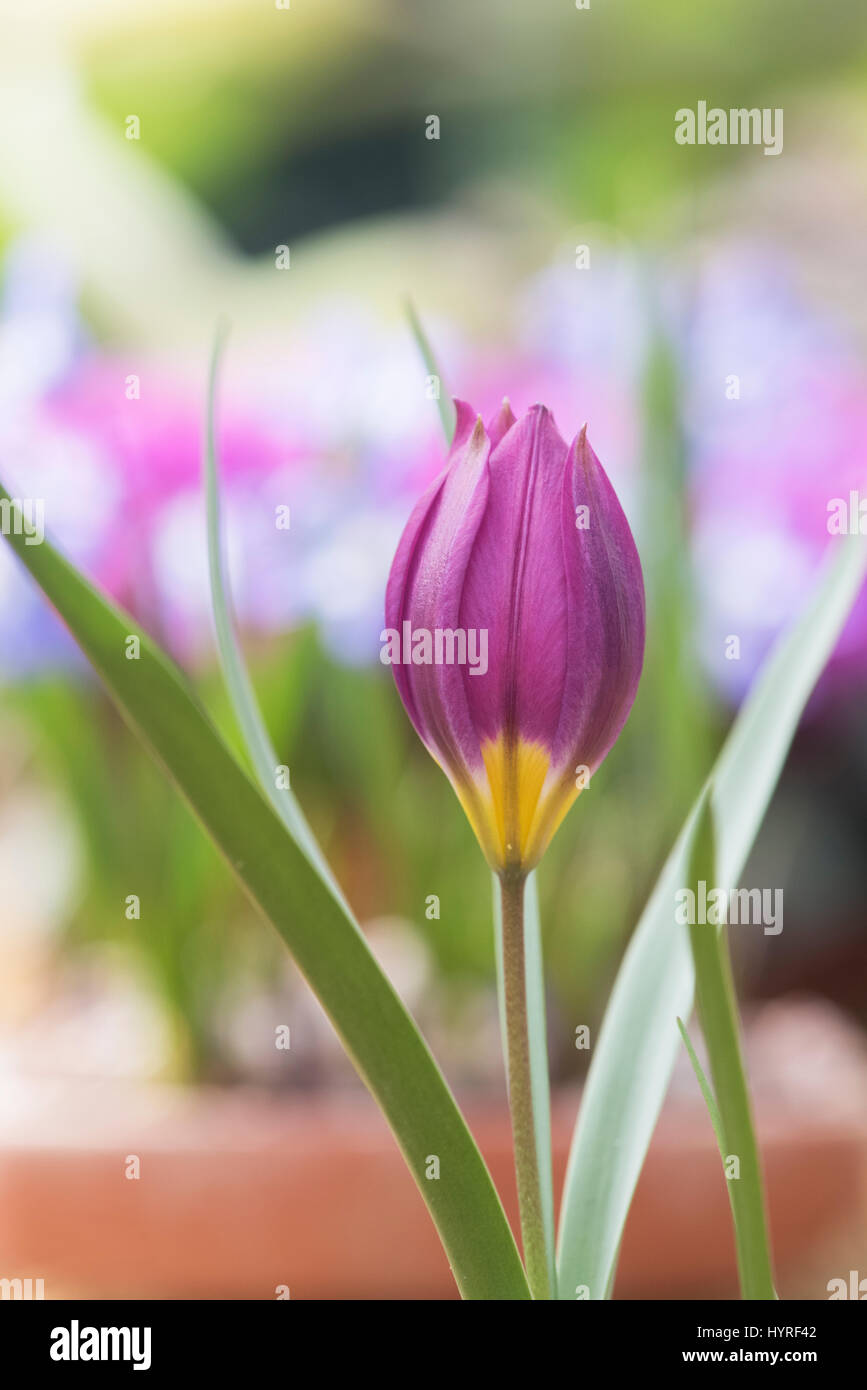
[
  {"left": 557, "top": 530, "right": 867, "bottom": 1300},
  {"left": 0, "top": 484, "right": 530, "bottom": 1302},
  {"left": 493, "top": 870, "right": 557, "bottom": 1297}
]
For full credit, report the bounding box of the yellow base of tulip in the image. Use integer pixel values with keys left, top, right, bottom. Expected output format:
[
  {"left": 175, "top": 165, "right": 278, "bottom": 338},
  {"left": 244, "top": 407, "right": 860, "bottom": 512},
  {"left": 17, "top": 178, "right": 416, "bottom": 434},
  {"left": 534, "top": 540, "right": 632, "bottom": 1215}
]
[{"left": 453, "top": 733, "right": 583, "bottom": 874}]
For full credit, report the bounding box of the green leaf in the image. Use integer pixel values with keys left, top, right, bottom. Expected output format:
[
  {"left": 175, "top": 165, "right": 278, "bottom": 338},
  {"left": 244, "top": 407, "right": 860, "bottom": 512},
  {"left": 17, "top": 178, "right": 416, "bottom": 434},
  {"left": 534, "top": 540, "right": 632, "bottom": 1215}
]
[
  {"left": 686, "top": 794, "right": 776, "bottom": 1299},
  {"left": 675, "top": 1016, "right": 724, "bottom": 1154},
  {"left": 405, "top": 298, "right": 457, "bottom": 444},
  {"left": 637, "top": 329, "right": 714, "bottom": 838},
  {"left": 0, "top": 484, "right": 530, "bottom": 1302},
  {"left": 493, "top": 870, "right": 557, "bottom": 1297},
  {"left": 203, "top": 325, "right": 349, "bottom": 913},
  {"left": 556, "top": 530, "right": 867, "bottom": 1300}
]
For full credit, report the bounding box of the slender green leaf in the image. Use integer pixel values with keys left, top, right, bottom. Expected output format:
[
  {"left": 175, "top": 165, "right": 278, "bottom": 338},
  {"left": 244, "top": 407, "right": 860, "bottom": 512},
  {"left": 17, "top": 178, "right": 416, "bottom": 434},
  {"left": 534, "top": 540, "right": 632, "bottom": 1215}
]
[
  {"left": 0, "top": 484, "right": 530, "bottom": 1301},
  {"left": 493, "top": 870, "right": 557, "bottom": 1297},
  {"left": 675, "top": 1017, "right": 724, "bottom": 1154},
  {"left": 687, "top": 794, "right": 776, "bottom": 1299},
  {"left": 638, "top": 329, "right": 715, "bottom": 858},
  {"left": 405, "top": 298, "right": 457, "bottom": 443},
  {"left": 523, "top": 872, "right": 557, "bottom": 1298},
  {"left": 557, "top": 530, "right": 867, "bottom": 1299},
  {"left": 203, "top": 326, "right": 349, "bottom": 913}
]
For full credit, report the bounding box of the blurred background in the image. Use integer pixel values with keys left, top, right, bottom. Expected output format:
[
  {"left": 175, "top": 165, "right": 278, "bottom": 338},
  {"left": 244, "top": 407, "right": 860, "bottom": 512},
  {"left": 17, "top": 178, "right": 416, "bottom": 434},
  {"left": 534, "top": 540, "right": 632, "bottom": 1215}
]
[{"left": 0, "top": 0, "right": 865, "bottom": 1299}]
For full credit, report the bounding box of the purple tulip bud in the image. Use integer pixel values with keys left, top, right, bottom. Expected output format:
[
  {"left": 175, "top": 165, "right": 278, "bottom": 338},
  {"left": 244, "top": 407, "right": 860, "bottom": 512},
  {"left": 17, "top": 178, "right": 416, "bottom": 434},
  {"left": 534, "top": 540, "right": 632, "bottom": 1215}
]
[{"left": 384, "top": 399, "right": 645, "bottom": 876}]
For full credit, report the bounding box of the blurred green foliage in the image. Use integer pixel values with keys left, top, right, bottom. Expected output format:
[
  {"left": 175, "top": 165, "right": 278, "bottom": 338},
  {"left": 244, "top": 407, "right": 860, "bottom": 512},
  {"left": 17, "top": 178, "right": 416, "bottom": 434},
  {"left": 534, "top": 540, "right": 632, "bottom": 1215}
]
[
  {"left": 78, "top": 0, "right": 867, "bottom": 250},
  {"left": 3, "top": 0, "right": 866, "bottom": 1079}
]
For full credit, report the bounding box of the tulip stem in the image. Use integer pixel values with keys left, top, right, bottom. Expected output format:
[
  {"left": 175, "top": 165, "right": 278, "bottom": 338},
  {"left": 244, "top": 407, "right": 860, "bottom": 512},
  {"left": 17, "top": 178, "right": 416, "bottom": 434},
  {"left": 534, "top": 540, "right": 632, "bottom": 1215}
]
[{"left": 499, "top": 871, "right": 552, "bottom": 1300}]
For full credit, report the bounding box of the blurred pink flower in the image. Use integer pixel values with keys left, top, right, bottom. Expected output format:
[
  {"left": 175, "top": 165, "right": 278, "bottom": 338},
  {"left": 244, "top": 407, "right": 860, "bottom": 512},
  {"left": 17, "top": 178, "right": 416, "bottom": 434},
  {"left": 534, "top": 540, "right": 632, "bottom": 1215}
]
[
  {"left": 683, "top": 247, "right": 867, "bottom": 702},
  {"left": 37, "top": 360, "right": 305, "bottom": 657}
]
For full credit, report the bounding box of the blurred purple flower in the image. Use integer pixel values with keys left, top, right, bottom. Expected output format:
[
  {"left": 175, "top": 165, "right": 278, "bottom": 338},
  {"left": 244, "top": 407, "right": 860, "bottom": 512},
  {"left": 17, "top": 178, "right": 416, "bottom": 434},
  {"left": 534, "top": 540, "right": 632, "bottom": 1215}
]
[
  {"left": 2, "top": 234, "right": 864, "bottom": 710},
  {"left": 681, "top": 246, "right": 867, "bottom": 702},
  {"left": 41, "top": 360, "right": 303, "bottom": 660},
  {"left": 0, "top": 238, "right": 102, "bottom": 676}
]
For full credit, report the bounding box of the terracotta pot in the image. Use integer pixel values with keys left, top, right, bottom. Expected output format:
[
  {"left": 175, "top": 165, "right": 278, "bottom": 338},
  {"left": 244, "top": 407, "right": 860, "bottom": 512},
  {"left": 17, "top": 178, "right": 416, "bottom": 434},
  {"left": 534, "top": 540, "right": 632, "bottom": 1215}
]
[{"left": 0, "top": 999, "right": 864, "bottom": 1299}]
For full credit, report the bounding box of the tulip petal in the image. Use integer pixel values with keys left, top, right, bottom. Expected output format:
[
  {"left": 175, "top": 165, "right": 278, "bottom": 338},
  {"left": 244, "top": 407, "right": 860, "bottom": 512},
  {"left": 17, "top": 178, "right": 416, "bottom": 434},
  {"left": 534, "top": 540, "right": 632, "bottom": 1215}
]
[
  {"left": 487, "top": 397, "right": 517, "bottom": 448},
  {"left": 385, "top": 398, "right": 645, "bottom": 873},
  {"left": 556, "top": 425, "right": 645, "bottom": 775},
  {"left": 384, "top": 400, "right": 480, "bottom": 744},
  {"left": 459, "top": 405, "right": 572, "bottom": 751}
]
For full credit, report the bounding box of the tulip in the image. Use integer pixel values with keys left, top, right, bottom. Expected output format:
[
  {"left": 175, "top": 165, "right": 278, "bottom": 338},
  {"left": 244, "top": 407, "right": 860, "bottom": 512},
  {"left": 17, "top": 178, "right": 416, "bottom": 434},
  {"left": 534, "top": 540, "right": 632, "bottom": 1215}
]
[
  {"left": 384, "top": 397, "right": 645, "bottom": 1298},
  {"left": 384, "top": 399, "right": 645, "bottom": 878}
]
